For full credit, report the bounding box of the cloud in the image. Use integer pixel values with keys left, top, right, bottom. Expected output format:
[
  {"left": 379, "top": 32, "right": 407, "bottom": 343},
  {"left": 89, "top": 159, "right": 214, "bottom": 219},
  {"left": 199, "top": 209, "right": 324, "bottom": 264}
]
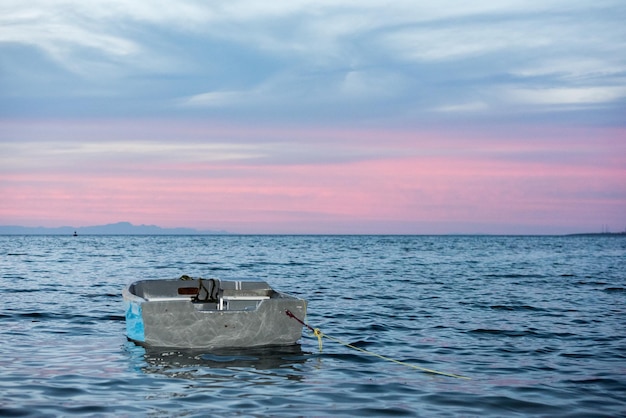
[
  {"left": 511, "top": 58, "right": 626, "bottom": 81},
  {"left": 433, "top": 101, "right": 490, "bottom": 113},
  {"left": 0, "top": 4, "right": 139, "bottom": 75},
  {"left": 1, "top": 0, "right": 625, "bottom": 124},
  {"left": 503, "top": 86, "right": 626, "bottom": 106},
  {"left": 178, "top": 68, "right": 409, "bottom": 112},
  {"left": 0, "top": 138, "right": 268, "bottom": 175},
  {"left": 2, "top": 117, "right": 624, "bottom": 232},
  {"left": 180, "top": 90, "right": 252, "bottom": 108},
  {"left": 380, "top": 24, "right": 544, "bottom": 63}
]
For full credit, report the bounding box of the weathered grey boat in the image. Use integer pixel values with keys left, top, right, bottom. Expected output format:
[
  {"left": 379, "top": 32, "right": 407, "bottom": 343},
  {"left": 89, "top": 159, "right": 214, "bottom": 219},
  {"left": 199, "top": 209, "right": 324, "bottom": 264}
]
[{"left": 123, "top": 276, "right": 307, "bottom": 349}]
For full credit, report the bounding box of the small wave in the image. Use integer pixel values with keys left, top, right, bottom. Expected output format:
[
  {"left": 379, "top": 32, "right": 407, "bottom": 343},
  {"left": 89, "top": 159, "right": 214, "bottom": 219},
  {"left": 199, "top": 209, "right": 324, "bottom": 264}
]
[
  {"left": 287, "top": 261, "right": 313, "bottom": 266},
  {"left": 83, "top": 293, "right": 119, "bottom": 300},
  {"left": 8, "top": 311, "right": 111, "bottom": 323},
  {"left": 102, "top": 315, "right": 125, "bottom": 321},
  {"left": 576, "top": 280, "right": 608, "bottom": 286},
  {"left": 469, "top": 328, "right": 526, "bottom": 337},
  {"left": 325, "top": 352, "right": 378, "bottom": 364},
  {"left": 484, "top": 273, "right": 547, "bottom": 280},
  {"left": 560, "top": 352, "right": 594, "bottom": 358},
  {"left": 355, "top": 324, "right": 390, "bottom": 332},
  {"left": 489, "top": 305, "right": 542, "bottom": 311},
  {"left": 603, "top": 287, "right": 625, "bottom": 293},
  {"left": 422, "top": 393, "right": 562, "bottom": 414},
  {"left": 237, "top": 261, "right": 290, "bottom": 268},
  {"left": 14, "top": 311, "right": 50, "bottom": 320},
  {"left": 345, "top": 339, "right": 376, "bottom": 348},
  {"left": 534, "top": 346, "right": 559, "bottom": 354},
  {"left": 3, "top": 288, "right": 35, "bottom": 293},
  {"left": 565, "top": 377, "right": 624, "bottom": 388},
  {"left": 468, "top": 329, "right": 576, "bottom": 339}
]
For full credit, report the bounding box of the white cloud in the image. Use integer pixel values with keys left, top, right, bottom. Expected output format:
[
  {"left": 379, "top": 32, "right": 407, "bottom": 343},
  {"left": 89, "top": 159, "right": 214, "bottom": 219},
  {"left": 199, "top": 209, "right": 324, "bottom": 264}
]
[
  {"left": 433, "top": 102, "right": 490, "bottom": 113},
  {"left": 0, "top": 140, "right": 267, "bottom": 172},
  {"left": 0, "top": 1, "right": 593, "bottom": 65},
  {"left": 180, "top": 90, "right": 252, "bottom": 108},
  {"left": 511, "top": 58, "right": 626, "bottom": 82},
  {"left": 177, "top": 68, "right": 408, "bottom": 111},
  {"left": 2, "top": 1, "right": 622, "bottom": 69},
  {"left": 381, "top": 25, "right": 550, "bottom": 62},
  {"left": 0, "top": 6, "right": 140, "bottom": 76},
  {"left": 503, "top": 86, "right": 626, "bottom": 106}
]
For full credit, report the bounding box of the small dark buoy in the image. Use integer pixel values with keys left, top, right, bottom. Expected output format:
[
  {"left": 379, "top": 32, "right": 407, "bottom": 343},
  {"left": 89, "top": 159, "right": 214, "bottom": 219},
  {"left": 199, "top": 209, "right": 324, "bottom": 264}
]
[{"left": 73, "top": 231, "right": 77, "bottom": 237}]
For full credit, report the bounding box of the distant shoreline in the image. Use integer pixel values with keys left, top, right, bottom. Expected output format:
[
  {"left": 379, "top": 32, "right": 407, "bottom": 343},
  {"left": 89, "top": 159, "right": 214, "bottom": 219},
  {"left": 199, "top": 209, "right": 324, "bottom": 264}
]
[
  {"left": 0, "top": 222, "right": 228, "bottom": 236},
  {"left": 566, "top": 232, "right": 626, "bottom": 237},
  {"left": 1, "top": 221, "right": 625, "bottom": 236}
]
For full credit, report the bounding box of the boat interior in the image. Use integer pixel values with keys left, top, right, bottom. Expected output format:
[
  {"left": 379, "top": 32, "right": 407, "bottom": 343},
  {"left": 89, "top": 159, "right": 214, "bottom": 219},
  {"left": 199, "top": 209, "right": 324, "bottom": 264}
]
[{"left": 128, "top": 277, "right": 276, "bottom": 311}]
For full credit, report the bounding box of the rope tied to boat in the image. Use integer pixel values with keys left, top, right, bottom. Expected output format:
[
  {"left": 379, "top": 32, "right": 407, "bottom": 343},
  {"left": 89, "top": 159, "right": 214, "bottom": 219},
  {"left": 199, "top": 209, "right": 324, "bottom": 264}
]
[
  {"left": 286, "top": 310, "right": 323, "bottom": 351},
  {"left": 312, "top": 328, "right": 323, "bottom": 352},
  {"left": 285, "top": 310, "right": 470, "bottom": 380}
]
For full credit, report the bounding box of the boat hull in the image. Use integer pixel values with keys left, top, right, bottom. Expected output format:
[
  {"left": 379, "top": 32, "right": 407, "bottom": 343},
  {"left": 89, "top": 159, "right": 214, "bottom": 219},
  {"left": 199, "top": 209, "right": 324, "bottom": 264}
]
[{"left": 123, "top": 278, "right": 307, "bottom": 349}]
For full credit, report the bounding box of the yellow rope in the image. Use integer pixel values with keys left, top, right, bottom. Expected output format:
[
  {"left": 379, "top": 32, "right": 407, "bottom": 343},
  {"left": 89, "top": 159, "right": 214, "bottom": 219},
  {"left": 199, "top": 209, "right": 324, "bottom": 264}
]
[
  {"left": 313, "top": 328, "right": 323, "bottom": 352},
  {"left": 285, "top": 310, "right": 469, "bottom": 380},
  {"left": 308, "top": 327, "right": 471, "bottom": 380}
]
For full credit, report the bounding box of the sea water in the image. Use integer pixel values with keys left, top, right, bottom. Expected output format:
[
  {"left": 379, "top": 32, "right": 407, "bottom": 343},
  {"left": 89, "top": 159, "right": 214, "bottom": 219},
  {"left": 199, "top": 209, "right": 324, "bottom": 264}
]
[{"left": 1, "top": 235, "right": 624, "bottom": 417}]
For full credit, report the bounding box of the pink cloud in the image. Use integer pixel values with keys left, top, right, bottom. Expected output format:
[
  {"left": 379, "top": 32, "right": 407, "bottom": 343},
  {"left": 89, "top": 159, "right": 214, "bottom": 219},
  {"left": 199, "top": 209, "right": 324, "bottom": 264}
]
[{"left": 1, "top": 120, "right": 624, "bottom": 233}]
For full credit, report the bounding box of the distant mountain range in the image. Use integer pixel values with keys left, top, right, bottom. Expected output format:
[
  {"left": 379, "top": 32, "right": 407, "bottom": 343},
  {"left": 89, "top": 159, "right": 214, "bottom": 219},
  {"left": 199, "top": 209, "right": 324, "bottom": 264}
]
[{"left": 0, "top": 222, "right": 229, "bottom": 235}]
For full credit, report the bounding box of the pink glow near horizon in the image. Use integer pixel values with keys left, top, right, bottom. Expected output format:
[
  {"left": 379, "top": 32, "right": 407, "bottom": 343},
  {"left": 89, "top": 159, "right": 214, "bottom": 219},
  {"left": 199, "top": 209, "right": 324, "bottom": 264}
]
[{"left": 1, "top": 121, "right": 625, "bottom": 234}]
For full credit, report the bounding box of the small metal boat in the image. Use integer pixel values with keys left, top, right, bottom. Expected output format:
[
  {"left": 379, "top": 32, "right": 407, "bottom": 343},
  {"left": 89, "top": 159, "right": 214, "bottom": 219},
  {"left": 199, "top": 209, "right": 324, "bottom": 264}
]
[{"left": 123, "top": 276, "right": 307, "bottom": 349}]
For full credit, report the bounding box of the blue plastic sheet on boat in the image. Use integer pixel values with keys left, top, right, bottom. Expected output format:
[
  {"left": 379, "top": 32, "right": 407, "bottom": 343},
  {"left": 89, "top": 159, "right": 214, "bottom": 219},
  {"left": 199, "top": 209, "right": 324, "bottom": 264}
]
[{"left": 125, "top": 301, "right": 145, "bottom": 342}]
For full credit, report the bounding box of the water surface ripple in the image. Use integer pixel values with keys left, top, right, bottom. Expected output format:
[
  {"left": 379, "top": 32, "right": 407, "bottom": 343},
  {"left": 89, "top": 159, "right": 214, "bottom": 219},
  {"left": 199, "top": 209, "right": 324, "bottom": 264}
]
[{"left": 1, "top": 235, "right": 625, "bottom": 416}]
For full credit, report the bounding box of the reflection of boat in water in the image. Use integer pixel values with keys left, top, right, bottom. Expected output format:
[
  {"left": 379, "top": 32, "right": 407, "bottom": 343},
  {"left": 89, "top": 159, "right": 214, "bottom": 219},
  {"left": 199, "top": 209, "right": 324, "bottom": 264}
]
[
  {"left": 138, "top": 344, "right": 309, "bottom": 380},
  {"left": 123, "top": 276, "right": 307, "bottom": 349}
]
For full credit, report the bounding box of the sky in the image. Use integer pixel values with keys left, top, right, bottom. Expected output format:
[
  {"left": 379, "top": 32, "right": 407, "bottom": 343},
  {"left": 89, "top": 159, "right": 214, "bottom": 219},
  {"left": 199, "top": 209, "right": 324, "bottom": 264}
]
[{"left": 1, "top": 0, "right": 625, "bottom": 234}]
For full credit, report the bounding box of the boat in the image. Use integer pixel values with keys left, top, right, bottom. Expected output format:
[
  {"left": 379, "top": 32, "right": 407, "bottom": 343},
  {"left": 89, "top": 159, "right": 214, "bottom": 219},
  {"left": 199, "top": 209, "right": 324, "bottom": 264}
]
[{"left": 123, "top": 275, "right": 307, "bottom": 349}]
